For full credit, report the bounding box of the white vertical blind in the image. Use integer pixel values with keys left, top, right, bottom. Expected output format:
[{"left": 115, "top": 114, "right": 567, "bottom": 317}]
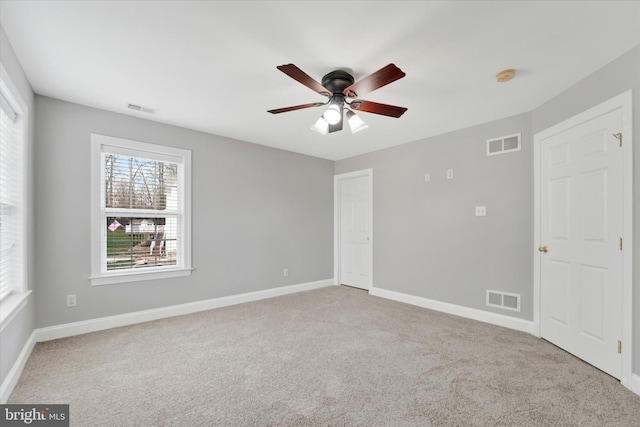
[{"left": 0, "top": 91, "right": 22, "bottom": 300}]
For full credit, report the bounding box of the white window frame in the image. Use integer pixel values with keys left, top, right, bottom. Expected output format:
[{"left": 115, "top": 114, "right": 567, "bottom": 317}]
[{"left": 90, "top": 134, "right": 192, "bottom": 285}]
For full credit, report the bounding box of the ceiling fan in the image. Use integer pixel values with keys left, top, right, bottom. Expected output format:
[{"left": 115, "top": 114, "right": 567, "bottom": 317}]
[{"left": 268, "top": 63, "right": 408, "bottom": 135}]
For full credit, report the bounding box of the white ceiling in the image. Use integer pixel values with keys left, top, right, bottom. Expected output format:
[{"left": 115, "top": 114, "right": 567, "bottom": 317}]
[{"left": 1, "top": 1, "right": 639, "bottom": 161}]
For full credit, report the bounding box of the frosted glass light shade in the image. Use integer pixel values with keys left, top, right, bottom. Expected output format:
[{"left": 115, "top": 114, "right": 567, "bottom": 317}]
[
  {"left": 323, "top": 104, "right": 342, "bottom": 125},
  {"left": 346, "top": 110, "right": 368, "bottom": 133},
  {"left": 310, "top": 117, "right": 329, "bottom": 134}
]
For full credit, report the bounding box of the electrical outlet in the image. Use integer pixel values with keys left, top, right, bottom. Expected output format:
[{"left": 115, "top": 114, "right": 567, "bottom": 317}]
[
  {"left": 283, "top": 268, "right": 289, "bottom": 277},
  {"left": 424, "top": 173, "right": 430, "bottom": 182},
  {"left": 475, "top": 206, "right": 487, "bottom": 216},
  {"left": 446, "top": 169, "right": 454, "bottom": 179},
  {"left": 66, "top": 294, "right": 77, "bottom": 307}
]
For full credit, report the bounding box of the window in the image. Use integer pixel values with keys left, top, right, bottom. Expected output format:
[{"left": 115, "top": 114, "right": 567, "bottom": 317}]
[
  {"left": 90, "top": 134, "right": 192, "bottom": 285},
  {"left": 0, "top": 72, "right": 26, "bottom": 302}
]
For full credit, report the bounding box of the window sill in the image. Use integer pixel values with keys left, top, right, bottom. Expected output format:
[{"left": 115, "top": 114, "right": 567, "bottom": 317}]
[
  {"left": 89, "top": 267, "right": 193, "bottom": 286},
  {"left": 0, "top": 290, "right": 32, "bottom": 332}
]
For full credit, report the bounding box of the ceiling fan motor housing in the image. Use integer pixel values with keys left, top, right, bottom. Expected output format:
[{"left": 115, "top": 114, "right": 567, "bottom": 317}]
[{"left": 321, "top": 70, "right": 355, "bottom": 95}]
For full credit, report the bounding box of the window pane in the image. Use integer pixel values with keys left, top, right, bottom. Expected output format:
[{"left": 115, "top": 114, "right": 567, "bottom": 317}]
[
  {"left": 106, "top": 217, "right": 177, "bottom": 271},
  {"left": 104, "top": 155, "right": 178, "bottom": 210}
]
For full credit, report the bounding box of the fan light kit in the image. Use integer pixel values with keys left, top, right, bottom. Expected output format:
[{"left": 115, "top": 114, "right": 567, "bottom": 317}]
[{"left": 268, "top": 64, "right": 407, "bottom": 135}]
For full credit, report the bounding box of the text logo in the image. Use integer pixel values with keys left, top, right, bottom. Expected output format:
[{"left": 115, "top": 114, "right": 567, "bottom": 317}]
[{"left": 1, "top": 405, "right": 69, "bottom": 426}]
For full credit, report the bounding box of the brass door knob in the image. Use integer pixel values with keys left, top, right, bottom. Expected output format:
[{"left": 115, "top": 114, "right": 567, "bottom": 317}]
[{"left": 538, "top": 246, "right": 548, "bottom": 253}]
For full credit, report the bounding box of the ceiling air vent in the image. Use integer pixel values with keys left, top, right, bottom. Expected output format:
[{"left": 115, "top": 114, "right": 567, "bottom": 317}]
[
  {"left": 486, "top": 133, "right": 520, "bottom": 156},
  {"left": 486, "top": 289, "right": 521, "bottom": 312},
  {"left": 127, "top": 103, "right": 154, "bottom": 114}
]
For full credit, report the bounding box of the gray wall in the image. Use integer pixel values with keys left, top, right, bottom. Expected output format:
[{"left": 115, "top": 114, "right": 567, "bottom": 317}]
[
  {"left": 336, "top": 45, "right": 639, "bottom": 374},
  {"left": 336, "top": 113, "right": 534, "bottom": 320},
  {"left": 34, "top": 96, "right": 334, "bottom": 328},
  {"left": 0, "top": 27, "right": 36, "bottom": 386},
  {"left": 532, "top": 45, "right": 640, "bottom": 374}
]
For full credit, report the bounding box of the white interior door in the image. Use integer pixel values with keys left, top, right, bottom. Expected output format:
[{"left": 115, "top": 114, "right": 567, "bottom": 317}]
[
  {"left": 337, "top": 172, "right": 371, "bottom": 290},
  {"left": 539, "top": 109, "right": 623, "bottom": 379}
]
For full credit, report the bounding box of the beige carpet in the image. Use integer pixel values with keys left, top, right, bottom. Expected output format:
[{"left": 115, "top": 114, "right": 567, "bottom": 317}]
[{"left": 9, "top": 286, "right": 640, "bottom": 426}]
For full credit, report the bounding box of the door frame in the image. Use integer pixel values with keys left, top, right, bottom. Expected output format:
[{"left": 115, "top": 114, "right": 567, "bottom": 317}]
[
  {"left": 334, "top": 168, "right": 373, "bottom": 291},
  {"left": 532, "top": 90, "right": 633, "bottom": 389}
]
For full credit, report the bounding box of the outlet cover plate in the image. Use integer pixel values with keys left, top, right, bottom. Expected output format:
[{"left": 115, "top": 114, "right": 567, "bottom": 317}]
[
  {"left": 475, "top": 206, "right": 487, "bottom": 216},
  {"left": 66, "top": 294, "right": 77, "bottom": 307}
]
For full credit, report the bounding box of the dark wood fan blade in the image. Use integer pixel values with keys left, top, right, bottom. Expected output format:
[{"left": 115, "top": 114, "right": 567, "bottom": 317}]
[
  {"left": 350, "top": 100, "right": 407, "bottom": 118},
  {"left": 277, "top": 64, "right": 332, "bottom": 97},
  {"left": 268, "top": 102, "right": 325, "bottom": 114},
  {"left": 343, "top": 64, "right": 406, "bottom": 98}
]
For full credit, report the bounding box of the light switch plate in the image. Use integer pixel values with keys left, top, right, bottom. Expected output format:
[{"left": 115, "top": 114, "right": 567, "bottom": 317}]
[
  {"left": 67, "top": 294, "right": 77, "bottom": 307},
  {"left": 475, "top": 206, "right": 487, "bottom": 216}
]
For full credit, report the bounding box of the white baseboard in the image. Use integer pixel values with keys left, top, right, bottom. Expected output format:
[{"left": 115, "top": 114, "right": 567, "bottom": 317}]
[
  {"left": 36, "top": 279, "right": 334, "bottom": 342},
  {"left": 0, "top": 330, "right": 36, "bottom": 404},
  {"left": 630, "top": 374, "right": 640, "bottom": 396},
  {"left": 369, "top": 286, "right": 535, "bottom": 334}
]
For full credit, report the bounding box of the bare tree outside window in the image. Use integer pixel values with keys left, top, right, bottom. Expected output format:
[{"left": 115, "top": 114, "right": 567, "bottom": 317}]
[{"left": 104, "top": 154, "right": 178, "bottom": 270}]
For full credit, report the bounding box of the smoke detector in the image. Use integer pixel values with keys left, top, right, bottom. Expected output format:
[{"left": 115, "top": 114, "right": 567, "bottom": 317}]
[{"left": 496, "top": 69, "right": 516, "bottom": 83}]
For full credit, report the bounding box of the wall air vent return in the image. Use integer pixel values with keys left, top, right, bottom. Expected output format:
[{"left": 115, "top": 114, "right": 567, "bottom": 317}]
[
  {"left": 127, "top": 103, "right": 154, "bottom": 114},
  {"left": 486, "top": 289, "right": 521, "bottom": 312},
  {"left": 486, "top": 133, "right": 521, "bottom": 156}
]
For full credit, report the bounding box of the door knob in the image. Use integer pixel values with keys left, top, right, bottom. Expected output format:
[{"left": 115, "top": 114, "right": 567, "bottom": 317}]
[{"left": 538, "top": 246, "right": 548, "bottom": 253}]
